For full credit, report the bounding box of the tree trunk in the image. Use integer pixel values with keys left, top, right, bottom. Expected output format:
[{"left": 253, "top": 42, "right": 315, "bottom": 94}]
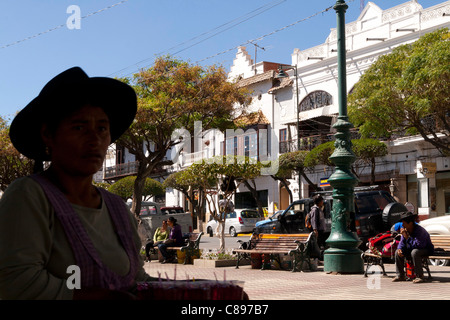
[
  {"left": 131, "top": 174, "right": 146, "bottom": 218},
  {"left": 370, "top": 158, "right": 376, "bottom": 185},
  {"left": 216, "top": 220, "right": 226, "bottom": 253},
  {"left": 270, "top": 175, "right": 293, "bottom": 204},
  {"left": 242, "top": 180, "right": 264, "bottom": 217}
]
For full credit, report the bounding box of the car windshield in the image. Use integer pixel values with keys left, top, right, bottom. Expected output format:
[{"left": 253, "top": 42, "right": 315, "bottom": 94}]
[
  {"left": 285, "top": 210, "right": 297, "bottom": 216},
  {"left": 161, "top": 207, "right": 184, "bottom": 214},
  {"left": 271, "top": 211, "right": 283, "bottom": 219},
  {"left": 140, "top": 206, "right": 157, "bottom": 216},
  {"left": 241, "top": 210, "right": 259, "bottom": 218}
]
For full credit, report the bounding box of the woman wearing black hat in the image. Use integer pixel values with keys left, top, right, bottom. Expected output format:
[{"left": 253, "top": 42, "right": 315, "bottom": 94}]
[
  {"left": 0, "top": 67, "right": 150, "bottom": 299},
  {"left": 392, "top": 211, "right": 434, "bottom": 283}
]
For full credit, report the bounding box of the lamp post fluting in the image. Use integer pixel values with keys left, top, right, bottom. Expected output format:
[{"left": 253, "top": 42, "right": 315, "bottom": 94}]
[{"left": 323, "top": 0, "right": 364, "bottom": 273}]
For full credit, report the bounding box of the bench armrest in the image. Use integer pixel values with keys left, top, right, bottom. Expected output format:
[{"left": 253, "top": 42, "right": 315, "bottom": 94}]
[{"left": 237, "top": 239, "right": 252, "bottom": 250}]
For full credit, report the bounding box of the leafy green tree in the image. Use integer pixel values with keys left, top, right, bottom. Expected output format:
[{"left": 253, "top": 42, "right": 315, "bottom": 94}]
[
  {"left": 270, "top": 150, "right": 313, "bottom": 203},
  {"left": 304, "top": 139, "right": 388, "bottom": 185},
  {"left": 117, "top": 56, "right": 251, "bottom": 218},
  {"left": 348, "top": 28, "right": 450, "bottom": 155},
  {"left": 352, "top": 139, "right": 388, "bottom": 184},
  {"left": 0, "top": 115, "right": 34, "bottom": 190},
  {"left": 304, "top": 141, "right": 335, "bottom": 168},
  {"left": 181, "top": 155, "right": 262, "bottom": 251},
  {"left": 163, "top": 169, "right": 214, "bottom": 231},
  {"left": 109, "top": 175, "right": 164, "bottom": 201}
]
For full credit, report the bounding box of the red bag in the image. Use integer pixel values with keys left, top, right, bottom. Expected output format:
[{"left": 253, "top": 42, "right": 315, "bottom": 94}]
[
  {"left": 381, "top": 238, "right": 400, "bottom": 258},
  {"left": 406, "top": 259, "right": 416, "bottom": 280},
  {"left": 368, "top": 232, "right": 395, "bottom": 256}
]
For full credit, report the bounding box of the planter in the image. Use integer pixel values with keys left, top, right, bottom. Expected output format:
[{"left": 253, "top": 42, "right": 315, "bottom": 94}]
[{"left": 193, "top": 259, "right": 250, "bottom": 268}]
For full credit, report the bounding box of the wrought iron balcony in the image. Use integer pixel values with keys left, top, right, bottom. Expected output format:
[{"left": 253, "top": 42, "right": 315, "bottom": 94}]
[
  {"left": 279, "top": 131, "right": 360, "bottom": 154},
  {"left": 104, "top": 161, "right": 139, "bottom": 180}
]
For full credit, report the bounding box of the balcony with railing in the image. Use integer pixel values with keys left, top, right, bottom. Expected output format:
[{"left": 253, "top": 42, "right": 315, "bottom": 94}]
[
  {"left": 104, "top": 161, "right": 139, "bottom": 180},
  {"left": 279, "top": 130, "right": 361, "bottom": 154}
]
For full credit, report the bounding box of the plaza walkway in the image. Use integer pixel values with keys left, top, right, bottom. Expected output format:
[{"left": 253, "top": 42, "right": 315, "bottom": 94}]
[{"left": 143, "top": 260, "right": 450, "bottom": 300}]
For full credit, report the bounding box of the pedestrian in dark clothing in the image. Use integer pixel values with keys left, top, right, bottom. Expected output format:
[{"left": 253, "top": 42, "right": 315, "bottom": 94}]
[
  {"left": 309, "top": 195, "right": 326, "bottom": 250},
  {"left": 392, "top": 211, "right": 434, "bottom": 283}
]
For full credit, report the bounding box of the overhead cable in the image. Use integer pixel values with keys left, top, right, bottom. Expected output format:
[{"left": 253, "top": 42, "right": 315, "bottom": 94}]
[{"left": 0, "top": 0, "right": 130, "bottom": 49}]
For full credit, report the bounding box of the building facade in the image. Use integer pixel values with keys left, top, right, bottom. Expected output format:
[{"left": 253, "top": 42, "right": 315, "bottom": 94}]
[
  {"left": 103, "top": 0, "right": 450, "bottom": 224},
  {"left": 222, "top": 0, "right": 450, "bottom": 219}
]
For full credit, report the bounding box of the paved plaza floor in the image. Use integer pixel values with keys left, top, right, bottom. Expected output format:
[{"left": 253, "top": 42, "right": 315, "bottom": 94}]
[{"left": 143, "top": 260, "right": 450, "bottom": 301}]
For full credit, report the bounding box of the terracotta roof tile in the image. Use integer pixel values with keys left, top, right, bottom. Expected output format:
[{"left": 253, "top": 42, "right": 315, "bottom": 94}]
[
  {"left": 236, "top": 70, "right": 275, "bottom": 87},
  {"left": 234, "top": 110, "right": 270, "bottom": 127},
  {"left": 268, "top": 77, "right": 293, "bottom": 93}
]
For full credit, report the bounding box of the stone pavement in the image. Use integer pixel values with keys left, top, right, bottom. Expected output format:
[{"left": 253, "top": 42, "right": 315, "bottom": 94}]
[{"left": 143, "top": 260, "right": 450, "bottom": 300}]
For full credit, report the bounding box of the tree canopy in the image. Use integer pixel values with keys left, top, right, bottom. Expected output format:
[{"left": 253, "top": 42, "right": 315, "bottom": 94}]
[
  {"left": 304, "top": 138, "right": 388, "bottom": 185},
  {"left": 0, "top": 115, "right": 34, "bottom": 190},
  {"left": 116, "top": 56, "right": 251, "bottom": 217},
  {"left": 108, "top": 176, "right": 164, "bottom": 201},
  {"left": 348, "top": 28, "right": 450, "bottom": 155}
]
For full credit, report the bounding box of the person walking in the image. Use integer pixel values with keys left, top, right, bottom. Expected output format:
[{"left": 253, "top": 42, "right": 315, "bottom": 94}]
[{"left": 309, "top": 195, "right": 326, "bottom": 251}]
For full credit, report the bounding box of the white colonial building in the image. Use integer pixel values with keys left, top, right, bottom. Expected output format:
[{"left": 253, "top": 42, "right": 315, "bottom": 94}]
[
  {"left": 224, "top": 0, "right": 450, "bottom": 220},
  {"left": 103, "top": 0, "right": 450, "bottom": 226}
]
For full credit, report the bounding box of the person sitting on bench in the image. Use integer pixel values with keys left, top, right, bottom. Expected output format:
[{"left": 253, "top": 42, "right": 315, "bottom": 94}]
[
  {"left": 392, "top": 211, "right": 434, "bottom": 283},
  {"left": 157, "top": 217, "right": 183, "bottom": 263},
  {"left": 144, "top": 220, "right": 169, "bottom": 262}
]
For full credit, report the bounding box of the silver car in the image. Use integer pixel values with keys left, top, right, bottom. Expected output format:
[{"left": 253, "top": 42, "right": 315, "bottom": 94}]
[{"left": 206, "top": 209, "right": 263, "bottom": 237}]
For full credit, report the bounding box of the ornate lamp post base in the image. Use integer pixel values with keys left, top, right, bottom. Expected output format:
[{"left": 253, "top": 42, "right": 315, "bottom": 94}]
[
  {"left": 322, "top": 0, "right": 364, "bottom": 273},
  {"left": 323, "top": 117, "right": 364, "bottom": 274}
]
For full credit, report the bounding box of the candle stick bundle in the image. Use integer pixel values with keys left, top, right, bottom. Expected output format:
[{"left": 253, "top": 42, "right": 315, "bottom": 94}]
[{"left": 136, "top": 266, "right": 245, "bottom": 300}]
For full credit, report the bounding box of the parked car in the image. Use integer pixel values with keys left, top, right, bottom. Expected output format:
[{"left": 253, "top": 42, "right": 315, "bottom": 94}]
[
  {"left": 206, "top": 209, "right": 263, "bottom": 237},
  {"left": 255, "top": 189, "right": 398, "bottom": 249},
  {"left": 419, "top": 214, "right": 450, "bottom": 266},
  {"left": 255, "top": 198, "right": 332, "bottom": 234}
]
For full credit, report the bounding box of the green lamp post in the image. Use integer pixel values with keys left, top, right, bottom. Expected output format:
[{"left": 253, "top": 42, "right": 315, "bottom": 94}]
[{"left": 323, "top": 0, "right": 364, "bottom": 273}]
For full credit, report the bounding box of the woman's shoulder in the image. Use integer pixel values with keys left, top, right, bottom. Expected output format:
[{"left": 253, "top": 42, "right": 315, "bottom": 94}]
[
  {"left": 0, "top": 175, "right": 52, "bottom": 218},
  {"left": 3, "top": 176, "right": 43, "bottom": 197}
]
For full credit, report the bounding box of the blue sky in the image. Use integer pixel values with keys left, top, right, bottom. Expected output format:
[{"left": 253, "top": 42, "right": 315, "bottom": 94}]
[{"left": 0, "top": 0, "right": 445, "bottom": 120}]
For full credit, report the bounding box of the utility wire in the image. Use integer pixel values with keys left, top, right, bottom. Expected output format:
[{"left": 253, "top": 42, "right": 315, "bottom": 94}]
[
  {"left": 109, "top": 0, "right": 287, "bottom": 77},
  {"left": 0, "top": 0, "right": 130, "bottom": 49},
  {"left": 197, "top": 0, "right": 358, "bottom": 63},
  {"left": 112, "top": 2, "right": 337, "bottom": 79},
  {"left": 195, "top": 4, "right": 335, "bottom": 64}
]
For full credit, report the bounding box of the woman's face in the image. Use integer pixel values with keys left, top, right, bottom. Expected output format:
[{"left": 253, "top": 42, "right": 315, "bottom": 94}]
[{"left": 42, "top": 105, "right": 111, "bottom": 177}]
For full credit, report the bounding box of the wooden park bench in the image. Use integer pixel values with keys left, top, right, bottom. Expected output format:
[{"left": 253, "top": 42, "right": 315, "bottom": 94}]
[
  {"left": 232, "top": 233, "right": 316, "bottom": 272},
  {"left": 428, "top": 235, "right": 450, "bottom": 268},
  {"left": 155, "top": 232, "right": 203, "bottom": 264}
]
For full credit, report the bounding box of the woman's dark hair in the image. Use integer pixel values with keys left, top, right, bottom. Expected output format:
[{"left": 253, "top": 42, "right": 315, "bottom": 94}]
[
  {"left": 313, "top": 195, "right": 323, "bottom": 205},
  {"left": 168, "top": 217, "right": 178, "bottom": 224}
]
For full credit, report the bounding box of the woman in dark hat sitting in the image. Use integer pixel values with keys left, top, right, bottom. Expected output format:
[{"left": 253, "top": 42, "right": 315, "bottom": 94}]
[
  {"left": 392, "top": 211, "right": 434, "bottom": 283},
  {"left": 0, "top": 67, "right": 151, "bottom": 299}
]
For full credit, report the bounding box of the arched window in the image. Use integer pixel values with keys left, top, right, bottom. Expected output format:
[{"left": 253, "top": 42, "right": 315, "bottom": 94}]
[{"left": 299, "top": 91, "right": 333, "bottom": 112}]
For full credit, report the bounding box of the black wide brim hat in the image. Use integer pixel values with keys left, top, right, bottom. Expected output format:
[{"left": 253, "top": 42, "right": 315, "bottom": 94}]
[
  {"left": 9, "top": 67, "right": 137, "bottom": 161},
  {"left": 397, "top": 210, "right": 417, "bottom": 222}
]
